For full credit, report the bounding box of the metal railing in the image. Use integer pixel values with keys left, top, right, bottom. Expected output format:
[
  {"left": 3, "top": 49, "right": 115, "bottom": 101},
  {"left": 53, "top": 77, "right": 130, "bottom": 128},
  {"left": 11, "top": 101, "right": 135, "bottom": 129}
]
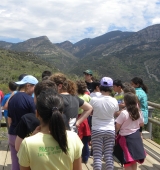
[{"left": 147, "top": 101, "right": 160, "bottom": 139}]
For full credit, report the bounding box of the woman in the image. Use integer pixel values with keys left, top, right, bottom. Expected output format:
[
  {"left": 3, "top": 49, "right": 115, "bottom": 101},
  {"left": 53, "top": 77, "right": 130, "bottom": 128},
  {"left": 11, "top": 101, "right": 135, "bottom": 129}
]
[
  {"left": 8, "top": 75, "right": 38, "bottom": 170},
  {"left": 17, "top": 89, "right": 83, "bottom": 170},
  {"left": 115, "top": 92, "right": 146, "bottom": 170},
  {"left": 89, "top": 77, "right": 119, "bottom": 170},
  {"left": 49, "top": 73, "right": 92, "bottom": 132}
]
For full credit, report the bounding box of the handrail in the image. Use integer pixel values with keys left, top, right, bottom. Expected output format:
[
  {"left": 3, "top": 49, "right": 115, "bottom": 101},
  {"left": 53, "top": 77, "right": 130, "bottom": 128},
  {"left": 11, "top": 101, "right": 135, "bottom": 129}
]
[
  {"left": 148, "top": 117, "right": 160, "bottom": 126},
  {"left": 147, "top": 102, "right": 160, "bottom": 140},
  {"left": 148, "top": 101, "right": 160, "bottom": 109}
]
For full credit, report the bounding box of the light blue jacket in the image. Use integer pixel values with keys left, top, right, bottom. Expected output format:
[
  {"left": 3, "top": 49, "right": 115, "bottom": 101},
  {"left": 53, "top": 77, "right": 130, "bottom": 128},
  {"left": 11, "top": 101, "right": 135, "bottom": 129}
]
[{"left": 135, "top": 87, "right": 148, "bottom": 124}]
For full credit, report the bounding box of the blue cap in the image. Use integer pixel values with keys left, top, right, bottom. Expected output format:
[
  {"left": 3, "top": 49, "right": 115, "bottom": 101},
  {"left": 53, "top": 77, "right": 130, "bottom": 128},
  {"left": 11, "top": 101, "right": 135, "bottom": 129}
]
[
  {"left": 15, "top": 75, "right": 38, "bottom": 85},
  {"left": 100, "top": 77, "right": 113, "bottom": 87}
]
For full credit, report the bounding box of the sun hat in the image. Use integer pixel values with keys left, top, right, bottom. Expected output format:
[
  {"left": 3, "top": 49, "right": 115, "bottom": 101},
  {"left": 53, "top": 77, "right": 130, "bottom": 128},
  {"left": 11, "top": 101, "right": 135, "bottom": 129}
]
[
  {"left": 100, "top": 77, "right": 113, "bottom": 87},
  {"left": 83, "top": 69, "right": 93, "bottom": 75},
  {"left": 15, "top": 75, "right": 38, "bottom": 85}
]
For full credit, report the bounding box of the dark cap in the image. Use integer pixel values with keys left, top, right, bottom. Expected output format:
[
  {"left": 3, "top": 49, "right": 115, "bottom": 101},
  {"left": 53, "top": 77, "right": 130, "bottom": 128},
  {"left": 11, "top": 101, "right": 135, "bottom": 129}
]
[{"left": 83, "top": 69, "right": 93, "bottom": 75}]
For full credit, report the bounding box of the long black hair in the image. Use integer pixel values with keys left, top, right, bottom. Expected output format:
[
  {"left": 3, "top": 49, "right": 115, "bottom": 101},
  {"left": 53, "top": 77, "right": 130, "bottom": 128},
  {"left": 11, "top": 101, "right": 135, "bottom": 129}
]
[
  {"left": 124, "top": 92, "right": 140, "bottom": 121},
  {"left": 36, "top": 89, "right": 68, "bottom": 154},
  {"left": 131, "top": 77, "right": 148, "bottom": 93}
]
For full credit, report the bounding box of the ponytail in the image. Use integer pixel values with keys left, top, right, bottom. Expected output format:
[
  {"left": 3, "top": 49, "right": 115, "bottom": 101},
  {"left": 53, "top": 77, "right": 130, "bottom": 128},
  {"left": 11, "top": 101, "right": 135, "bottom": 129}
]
[
  {"left": 49, "top": 108, "right": 68, "bottom": 154},
  {"left": 36, "top": 89, "right": 68, "bottom": 154},
  {"left": 124, "top": 92, "right": 140, "bottom": 121}
]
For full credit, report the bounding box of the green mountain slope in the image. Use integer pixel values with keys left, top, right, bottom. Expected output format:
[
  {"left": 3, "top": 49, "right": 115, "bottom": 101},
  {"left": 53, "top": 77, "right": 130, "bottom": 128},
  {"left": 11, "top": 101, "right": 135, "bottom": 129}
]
[
  {"left": 0, "top": 49, "right": 57, "bottom": 85},
  {"left": 0, "top": 36, "right": 78, "bottom": 72}
]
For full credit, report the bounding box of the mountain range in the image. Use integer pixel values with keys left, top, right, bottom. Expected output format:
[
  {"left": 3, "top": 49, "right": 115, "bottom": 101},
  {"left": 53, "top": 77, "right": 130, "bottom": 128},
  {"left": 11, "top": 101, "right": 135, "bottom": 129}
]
[{"left": 0, "top": 24, "right": 160, "bottom": 101}]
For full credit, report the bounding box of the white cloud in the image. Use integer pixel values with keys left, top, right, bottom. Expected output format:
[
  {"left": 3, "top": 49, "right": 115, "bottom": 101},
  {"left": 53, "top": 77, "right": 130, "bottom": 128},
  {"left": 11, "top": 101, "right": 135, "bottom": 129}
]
[
  {"left": 0, "top": 0, "right": 160, "bottom": 43},
  {"left": 152, "top": 18, "right": 160, "bottom": 24}
]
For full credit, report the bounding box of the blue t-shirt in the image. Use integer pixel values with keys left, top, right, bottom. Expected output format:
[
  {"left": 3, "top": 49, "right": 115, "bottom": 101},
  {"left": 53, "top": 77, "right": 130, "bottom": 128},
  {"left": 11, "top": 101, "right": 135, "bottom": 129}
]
[
  {"left": 8, "top": 92, "right": 35, "bottom": 135},
  {"left": 1, "top": 93, "right": 11, "bottom": 118}
]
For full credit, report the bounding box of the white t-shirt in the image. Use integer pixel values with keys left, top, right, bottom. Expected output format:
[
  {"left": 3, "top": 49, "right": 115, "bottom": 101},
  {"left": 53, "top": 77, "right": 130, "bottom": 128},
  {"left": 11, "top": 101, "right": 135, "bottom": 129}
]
[
  {"left": 89, "top": 95, "right": 119, "bottom": 131},
  {"left": 90, "top": 92, "right": 101, "bottom": 98},
  {"left": 116, "top": 110, "right": 144, "bottom": 136}
]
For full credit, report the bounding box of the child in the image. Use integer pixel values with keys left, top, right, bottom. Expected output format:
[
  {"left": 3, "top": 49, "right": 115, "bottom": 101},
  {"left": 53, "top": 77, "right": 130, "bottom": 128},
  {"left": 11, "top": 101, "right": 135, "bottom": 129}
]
[
  {"left": 90, "top": 77, "right": 119, "bottom": 170},
  {"left": 76, "top": 80, "right": 91, "bottom": 164},
  {"left": 113, "top": 79, "right": 125, "bottom": 110},
  {"left": 17, "top": 89, "right": 83, "bottom": 170},
  {"left": 1, "top": 82, "right": 17, "bottom": 130},
  {"left": 115, "top": 92, "right": 146, "bottom": 170},
  {"left": 131, "top": 77, "right": 148, "bottom": 125},
  {"left": 90, "top": 79, "right": 101, "bottom": 98}
]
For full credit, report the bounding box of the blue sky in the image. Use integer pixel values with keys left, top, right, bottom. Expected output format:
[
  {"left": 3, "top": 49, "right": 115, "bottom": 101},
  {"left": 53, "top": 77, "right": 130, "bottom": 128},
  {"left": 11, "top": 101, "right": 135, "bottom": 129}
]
[{"left": 0, "top": 0, "right": 160, "bottom": 44}]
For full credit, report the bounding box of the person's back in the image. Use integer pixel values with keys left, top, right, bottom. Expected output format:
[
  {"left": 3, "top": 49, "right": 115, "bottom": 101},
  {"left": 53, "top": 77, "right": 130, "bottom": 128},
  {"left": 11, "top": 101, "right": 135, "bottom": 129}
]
[
  {"left": 1, "top": 82, "right": 17, "bottom": 129},
  {"left": 8, "top": 92, "right": 35, "bottom": 135},
  {"left": 18, "top": 131, "right": 81, "bottom": 170},
  {"left": 91, "top": 95, "right": 118, "bottom": 130},
  {"left": 17, "top": 89, "right": 83, "bottom": 170}
]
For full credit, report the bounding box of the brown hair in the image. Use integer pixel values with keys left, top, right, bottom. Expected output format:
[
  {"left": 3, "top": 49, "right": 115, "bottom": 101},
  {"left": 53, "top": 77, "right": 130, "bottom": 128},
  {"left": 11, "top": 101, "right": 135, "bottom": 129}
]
[
  {"left": 124, "top": 92, "right": 140, "bottom": 121},
  {"left": 76, "top": 80, "right": 87, "bottom": 95},
  {"left": 49, "top": 73, "right": 77, "bottom": 95}
]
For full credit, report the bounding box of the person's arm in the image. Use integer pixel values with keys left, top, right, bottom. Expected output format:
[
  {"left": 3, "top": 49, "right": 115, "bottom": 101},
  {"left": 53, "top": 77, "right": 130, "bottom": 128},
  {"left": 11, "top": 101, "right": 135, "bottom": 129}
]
[
  {"left": 76, "top": 102, "right": 92, "bottom": 127},
  {"left": 3, "top": 92, "right": 15, "bottom": 110},
  {"left": 15, "top": 136, "right": 23, "bottom": 151},
  {"left": 115, "top": 123, "right": 121, "bottom": 134},
  {"left": 20, "top": 166, "right": 31, "bottom": 170},
  {"left": 8, "top": 117, "right": 12, "bottom": 127},
  {"left": 139, "top": 122, "right": 144, "bottom": 127},
  {"left": 73, "top": 157, "right": 82, "bottom": 170}
]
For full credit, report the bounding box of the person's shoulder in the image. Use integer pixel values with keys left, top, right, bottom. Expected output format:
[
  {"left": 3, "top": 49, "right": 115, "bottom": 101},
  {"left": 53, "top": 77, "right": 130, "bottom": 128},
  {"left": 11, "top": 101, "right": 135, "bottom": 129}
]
[
  {"left": 21, "top": 113, "right": 36, "bottom": 120},
  {"left": 3, "top": 93, "right": 11, "bottom": 99},
  {"left": 66, "top": 130, "right": 79, "bottom": 139}
]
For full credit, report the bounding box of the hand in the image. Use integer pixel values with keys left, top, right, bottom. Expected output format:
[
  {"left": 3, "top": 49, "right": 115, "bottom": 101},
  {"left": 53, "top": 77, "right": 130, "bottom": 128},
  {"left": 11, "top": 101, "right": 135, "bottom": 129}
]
[{"left": 76, "top": 121, "right": 80, "bottom": 128}]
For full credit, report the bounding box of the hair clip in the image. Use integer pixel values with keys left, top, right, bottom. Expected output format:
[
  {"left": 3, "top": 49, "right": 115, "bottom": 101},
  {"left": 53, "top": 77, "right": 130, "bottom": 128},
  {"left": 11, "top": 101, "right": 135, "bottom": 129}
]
[{"left": 52, "top": 107, "right": 58, "bottom": 112}]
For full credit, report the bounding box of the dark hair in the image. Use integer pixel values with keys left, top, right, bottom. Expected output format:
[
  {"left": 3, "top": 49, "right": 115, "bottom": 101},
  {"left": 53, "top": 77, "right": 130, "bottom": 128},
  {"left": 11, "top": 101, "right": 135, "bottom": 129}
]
[
  {"left": 34, "top": 80, "right": 57, "bottom": 97},
  {"left": 124, "top": 92, "right": 140, "bottom": 121},
  {"left": 100, "top": 86, "right": 112, "bottom": 93},
  {"left": 18, "top": 74, "right": 28, "bottom": 91},
  {"left": 42, "top": 70, "right": 52, "bottom": 79},
  {"left": 76, "top": 80, "right": 87, "bottom": 95},
  {"left": 92, "top": 79, "right": 100, "bottom": 90},
  {"left": 18, "top": 74, "right": 28, "bottom": 81},
  {"left": 36, "top": 89, "right": 68, "bottom": 154},
  {"left": 9, "top": 82, "right": 17, "bottom": 91},
  {"left": 42, "top": 76, "right": 50, "bottom": 81},
  {"left": 113, "top": 79, "right": 124, "bottom": 88},
  {"left": 131, "top": 77, "right": 148, "bottom": 93}
]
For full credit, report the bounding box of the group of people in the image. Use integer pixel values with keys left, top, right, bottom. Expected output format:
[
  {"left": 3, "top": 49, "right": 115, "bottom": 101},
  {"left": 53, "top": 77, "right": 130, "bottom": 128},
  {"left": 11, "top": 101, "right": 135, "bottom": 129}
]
[{"left": 0, "top": 69, "right": 148, "bottom": 170}]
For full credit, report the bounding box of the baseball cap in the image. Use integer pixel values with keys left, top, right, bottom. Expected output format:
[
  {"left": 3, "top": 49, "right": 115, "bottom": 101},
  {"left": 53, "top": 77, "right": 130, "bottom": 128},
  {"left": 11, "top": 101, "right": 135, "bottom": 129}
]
[
  {"left": 83, "top": 69, "right": 93, "bottom": 75},
  {"left": 100, "top": 77, "right": 113, "bottom": 87},
  {"left": 15, "top": 75, "right": 38, "bottom": 85}
]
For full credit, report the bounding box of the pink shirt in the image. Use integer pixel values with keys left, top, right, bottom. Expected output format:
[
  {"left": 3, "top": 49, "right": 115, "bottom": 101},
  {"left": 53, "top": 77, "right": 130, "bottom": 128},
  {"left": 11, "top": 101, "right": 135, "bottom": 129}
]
[{"left": 116, "top": 110, "right": 144, "bottom": 136}]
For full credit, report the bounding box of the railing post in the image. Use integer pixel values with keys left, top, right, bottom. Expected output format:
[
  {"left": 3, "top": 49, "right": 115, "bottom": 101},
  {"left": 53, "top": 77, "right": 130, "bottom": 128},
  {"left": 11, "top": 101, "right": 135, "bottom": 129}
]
[{"left": 147, "top": 106, "right": 154, "bottom": 139}]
